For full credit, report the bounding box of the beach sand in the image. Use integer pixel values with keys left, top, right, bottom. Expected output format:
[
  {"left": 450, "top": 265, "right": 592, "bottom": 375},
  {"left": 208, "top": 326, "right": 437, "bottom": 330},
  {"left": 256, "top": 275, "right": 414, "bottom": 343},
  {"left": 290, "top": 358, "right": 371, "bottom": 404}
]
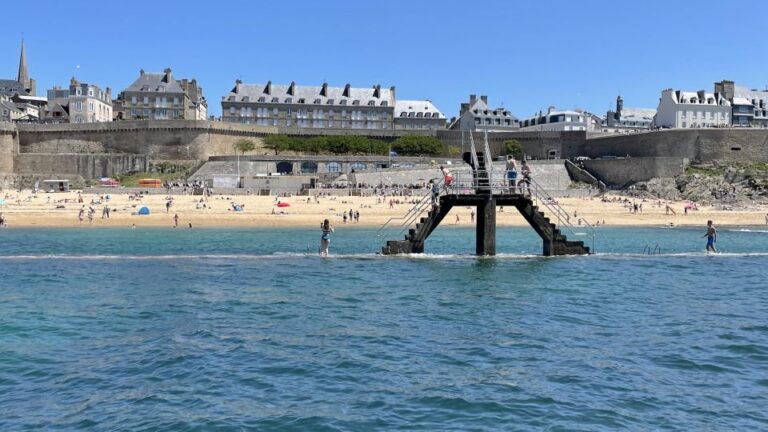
[{"left": 0, "top": 190, "right": 766, "bottom": 229}]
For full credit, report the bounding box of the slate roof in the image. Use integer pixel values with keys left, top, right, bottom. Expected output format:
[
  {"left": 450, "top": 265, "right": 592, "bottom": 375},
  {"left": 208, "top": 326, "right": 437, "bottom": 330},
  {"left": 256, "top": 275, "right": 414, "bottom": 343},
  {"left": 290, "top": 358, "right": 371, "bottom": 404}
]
[
  {"left": 124, "top": 72, "right": 184, "bottom": 93},
  {"left": 226, "top": 82, "right": 395, "bottom": 107},
  {"left": 395, "top": 99, "right": 444, "bottom": 118},
  {"left": 0, "top": 79, "right": 26, "bottom": 95}
]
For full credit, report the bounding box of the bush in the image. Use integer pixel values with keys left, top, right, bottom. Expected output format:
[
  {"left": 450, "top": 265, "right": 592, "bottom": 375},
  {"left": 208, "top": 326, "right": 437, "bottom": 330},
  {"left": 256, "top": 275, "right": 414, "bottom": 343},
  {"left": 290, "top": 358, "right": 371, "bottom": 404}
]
[{"left": 391, "top": 135, "right": 443, "bottom": 156}]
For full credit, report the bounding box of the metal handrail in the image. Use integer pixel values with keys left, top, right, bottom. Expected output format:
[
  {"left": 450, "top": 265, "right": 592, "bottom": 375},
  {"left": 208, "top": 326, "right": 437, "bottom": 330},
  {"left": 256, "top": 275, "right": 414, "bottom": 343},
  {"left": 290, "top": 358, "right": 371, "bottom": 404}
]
[
  {"left": 467, "top": 131, "right": 481, "bottom": 171},
  {"left": 376, "top": 179, "right": 443, "bottom": 242},
  {"left": 483, "top": 130, "right": 494, "bottom": 177},
  {"left": 527, "top": 177, "right": 596, "bottom": 252}
]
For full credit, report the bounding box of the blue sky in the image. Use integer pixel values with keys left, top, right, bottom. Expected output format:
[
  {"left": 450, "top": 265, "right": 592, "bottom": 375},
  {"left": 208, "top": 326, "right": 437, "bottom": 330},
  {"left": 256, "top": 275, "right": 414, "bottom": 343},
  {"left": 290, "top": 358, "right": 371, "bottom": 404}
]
[{"left": 3, "top": 0, "right": 768, "bottom": 118}]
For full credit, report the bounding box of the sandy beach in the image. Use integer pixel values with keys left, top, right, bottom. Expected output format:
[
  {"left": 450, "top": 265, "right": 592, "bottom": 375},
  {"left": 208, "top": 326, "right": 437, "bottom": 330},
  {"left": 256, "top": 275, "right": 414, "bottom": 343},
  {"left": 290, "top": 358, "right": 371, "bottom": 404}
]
[{"left": 0, "top": 189, "right": 767, "bottom": 229}]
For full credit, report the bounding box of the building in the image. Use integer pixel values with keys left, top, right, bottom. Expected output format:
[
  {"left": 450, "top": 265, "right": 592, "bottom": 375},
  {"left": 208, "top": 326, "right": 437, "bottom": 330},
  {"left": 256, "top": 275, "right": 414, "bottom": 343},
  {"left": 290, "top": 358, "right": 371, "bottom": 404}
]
[
  {"left": 518, "top": 106, "right": 588, "bottom": 131},
  {"left": 118, "top": 68, "right": 207, "bottom": 120},
  {"left": 394, "top": 100, "right": 445, "bottom": 130},
  {"left": 654, "top": 89, "right": 730, "bottom": 129},
  {"left": 221, "top": 80, "right": 396, "bottom": 129},
  {"left": 714, "top": 80, "right": 768, "bottom": 127},
  {"left": 0, "top": 40, "right": 35, "bottom": 97},
  {"left": 448, "top": 95, "right": 519, "bottom": 131},
  {"left": 601, "top": 96, "right": 655, "bottom": 133},
  {"left": 44, "top": 78, "right": 112, "bottom": 123}
]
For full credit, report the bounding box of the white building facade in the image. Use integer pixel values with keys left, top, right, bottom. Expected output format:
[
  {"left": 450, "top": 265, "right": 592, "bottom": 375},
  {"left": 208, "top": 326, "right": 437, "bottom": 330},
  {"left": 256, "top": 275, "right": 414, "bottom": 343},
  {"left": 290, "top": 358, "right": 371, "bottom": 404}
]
[
  {"left": 394, "top": 99, "right": 445, "bottom": 130},
  {"left": 45, "top": 78, "right": 112, "bottom": 123},
  {"left": 654, "top": 89, "right": 731, "bottom": 129},
  {"left": 518, "top": 107, "right": 588, "bottom": 131}
]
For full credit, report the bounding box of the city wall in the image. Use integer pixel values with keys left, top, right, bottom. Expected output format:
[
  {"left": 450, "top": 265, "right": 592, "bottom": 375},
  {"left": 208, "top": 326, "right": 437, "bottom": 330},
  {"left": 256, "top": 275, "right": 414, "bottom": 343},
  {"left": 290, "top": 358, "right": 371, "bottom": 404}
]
[
  {"left": 581, "top": 157, "right": 687, "bottom": 187},
  {"left": 575, "top": 129, "right": 768, "bottom": 163},
  {"left": 14, "top": 153, "right": 150, "bottom": 180},
  {"left": 0, "top": 122, "right": 18, "bottom": 174}
]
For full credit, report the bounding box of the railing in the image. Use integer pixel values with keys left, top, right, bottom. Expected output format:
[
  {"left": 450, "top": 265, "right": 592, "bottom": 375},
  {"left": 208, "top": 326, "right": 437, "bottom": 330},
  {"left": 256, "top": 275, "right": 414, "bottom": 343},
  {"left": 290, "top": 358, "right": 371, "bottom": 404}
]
[
  {"left": 467, "top": 131, "right": 481, "bottom": 170},
  {"left": 376, "top": 179, "right": 442, "bottom": 244},
  {"left": 527, "top": 177, "right": 596, "bottom": 252},
  {"left": 482, "top": 130, "right": 494, "bottom": 177},
  {"left": 447, "top": 171, "right": 508, "bottom": 195},
  {"left": 642, "top": 243, "right": 661, "bottom": 255}
]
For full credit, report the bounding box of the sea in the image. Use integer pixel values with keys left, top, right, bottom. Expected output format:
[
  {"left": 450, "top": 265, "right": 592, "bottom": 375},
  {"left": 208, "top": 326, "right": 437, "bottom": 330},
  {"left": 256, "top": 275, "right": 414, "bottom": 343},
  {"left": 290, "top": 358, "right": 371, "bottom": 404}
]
[{"left": 1, "top": 225, "right": 767, "bottom": 431}]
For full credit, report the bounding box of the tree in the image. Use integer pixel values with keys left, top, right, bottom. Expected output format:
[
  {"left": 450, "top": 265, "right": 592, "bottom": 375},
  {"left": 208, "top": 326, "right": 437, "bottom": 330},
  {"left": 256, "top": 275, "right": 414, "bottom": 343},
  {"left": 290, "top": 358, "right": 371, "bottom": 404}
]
[
  {"left": 233, "top": 139, "right": 256, "bottom": 155},
  {"left": 504, "top": 139, "right": 524, "bottom": 159},
  {"left": 391, "top": 135, "right": 443, "bottom": 156}
]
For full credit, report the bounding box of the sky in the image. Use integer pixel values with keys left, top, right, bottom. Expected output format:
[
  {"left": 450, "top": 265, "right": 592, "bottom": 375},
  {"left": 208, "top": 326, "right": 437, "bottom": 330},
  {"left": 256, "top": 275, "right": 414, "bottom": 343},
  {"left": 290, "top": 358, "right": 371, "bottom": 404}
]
[{"left": 3, "top": 0, "right": 768, "bottom": 119}]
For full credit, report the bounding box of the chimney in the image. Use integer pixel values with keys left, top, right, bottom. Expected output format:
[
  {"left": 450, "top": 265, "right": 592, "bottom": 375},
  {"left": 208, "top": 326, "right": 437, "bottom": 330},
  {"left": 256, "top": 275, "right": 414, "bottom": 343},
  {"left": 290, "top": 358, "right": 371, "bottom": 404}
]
[
  {"left": 264, "top": 80, "right": 272, "bottom": 95},
  {"left": 140, "top": 69, "right": 145, "bottom": 76},
  {"left": 460, "top": 103, "right": 469, "bottom": 115},
  {"left": 548, "top": 106, "right": 555, "bottom": 114},
  {"left": 320, "top": 82, "right": 328, "bottom": 97},
  {"left": 373, "top": 84, "right": 381, "bottom": 98},
  {"left": 288, "top": 81, "right": 295, "bottom": 96},
  {"left": 343, "top": 83, "right": 351, "bottom": 98},
  {"left": 480, "top": 95, "right": 488, "bottom": 104},
  {"left": 70, "top": 76, "right": 78, "bottom": 86},
  {"left": 389, "top": 86, "right": 396, "bottom": 100},
  {"left": 163, "top": 68, "right": 172, "bottom": 83},
  {"left": 469, "top": 94, "right": 477, "bottom": 105}
]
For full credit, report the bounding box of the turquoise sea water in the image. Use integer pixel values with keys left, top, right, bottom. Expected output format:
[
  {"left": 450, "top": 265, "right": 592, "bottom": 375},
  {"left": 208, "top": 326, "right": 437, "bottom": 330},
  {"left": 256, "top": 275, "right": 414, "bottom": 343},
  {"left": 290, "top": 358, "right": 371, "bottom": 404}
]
[{"left": 1, "top": 226, "right": 767, "bottom": 431}]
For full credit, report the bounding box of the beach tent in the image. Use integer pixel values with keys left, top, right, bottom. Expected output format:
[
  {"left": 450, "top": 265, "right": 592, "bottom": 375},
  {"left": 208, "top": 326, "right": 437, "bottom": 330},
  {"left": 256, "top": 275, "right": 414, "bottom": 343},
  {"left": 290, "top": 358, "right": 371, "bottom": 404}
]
[{"left": 138, "top": 207, "right": 150, "bottom": 215}]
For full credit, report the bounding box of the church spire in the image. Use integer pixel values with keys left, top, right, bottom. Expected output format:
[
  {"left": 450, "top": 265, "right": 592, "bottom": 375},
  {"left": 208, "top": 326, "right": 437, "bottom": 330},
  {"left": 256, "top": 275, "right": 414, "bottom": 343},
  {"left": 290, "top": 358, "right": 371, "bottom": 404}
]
[{"left": 17, "top": 39, "right": 29, "bottom": 88}]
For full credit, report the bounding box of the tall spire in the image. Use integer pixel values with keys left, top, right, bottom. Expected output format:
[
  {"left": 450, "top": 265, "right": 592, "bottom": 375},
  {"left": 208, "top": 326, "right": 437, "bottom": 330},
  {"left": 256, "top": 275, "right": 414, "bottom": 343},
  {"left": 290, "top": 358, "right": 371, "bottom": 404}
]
[{"left": 17, "top": 39, "right": 29, "bottom": 88}]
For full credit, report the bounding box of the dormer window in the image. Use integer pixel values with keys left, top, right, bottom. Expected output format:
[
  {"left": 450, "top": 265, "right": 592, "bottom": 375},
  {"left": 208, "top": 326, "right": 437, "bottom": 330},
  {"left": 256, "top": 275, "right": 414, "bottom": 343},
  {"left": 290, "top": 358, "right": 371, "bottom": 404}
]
[
  {"left": 326, "top": 99, "right": 334, "bottom": 105},
  {"left": 271, "top": 97, "right": 279, "bottom": 103},
  {"left": 400, "top": 112, "right": 407, "bottom": 117},
  {"left": 352, "top": 100, "right": 360, "bottom": 106},
  {"left": 298, "top": 98, "right": 306, "bottom": 104},
  {"left": 241, "top": 96, "right": 249, "bottom": 102},
  {"left": 313, "top": 98, "right": 321, "bottom": 104},
  {"left": 381, "top": 101, "right": 388, "bottom": 106},
  {"left": 416, "top": 112, "right": 423, "bottom": 118},
  {"left": 258, "top": 97, "right": 266, "bottom": 102},
  {"left": 367, "top": 100, "right": 375, "bottom": 106},
  {"left": 285, "top": 97, "right": 292, "bottom": 103}
]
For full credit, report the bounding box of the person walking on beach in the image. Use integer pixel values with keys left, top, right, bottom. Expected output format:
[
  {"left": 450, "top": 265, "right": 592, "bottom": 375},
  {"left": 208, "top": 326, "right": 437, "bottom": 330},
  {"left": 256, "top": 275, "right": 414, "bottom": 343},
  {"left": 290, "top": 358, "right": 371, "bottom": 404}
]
[
  {"left": 319, "top": 219, "right": 334, "bottom": 257},
  {"left": 0, "top": 212, "right": 6, "bottom": 228},
  {"left": 78, "top": 207, "right": 85, "bottom": 225},
  {"left": 173, "top": 213, "right": 179, "bottom": 228},
  {"left": 703, "top": 220, "right": 717, "bottom": 253},
  {"left": 506, "top": 156, "right": 518, "bottom": 193}
]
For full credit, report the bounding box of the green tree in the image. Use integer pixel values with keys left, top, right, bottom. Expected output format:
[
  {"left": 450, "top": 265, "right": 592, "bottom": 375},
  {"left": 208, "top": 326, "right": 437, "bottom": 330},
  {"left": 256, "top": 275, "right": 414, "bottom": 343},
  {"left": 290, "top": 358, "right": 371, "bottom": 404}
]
[
  {"left": 233, "top": 139, "right": 256, "bottom": 155},
  {"left": 263, "top": 135, "right": 298, "bottom": 155},
  {"left": 392, "top": 135, "right": 443, "bottom": 156},
  {"left": 504, "top": 139, "right": 524, "bottom": 159}
]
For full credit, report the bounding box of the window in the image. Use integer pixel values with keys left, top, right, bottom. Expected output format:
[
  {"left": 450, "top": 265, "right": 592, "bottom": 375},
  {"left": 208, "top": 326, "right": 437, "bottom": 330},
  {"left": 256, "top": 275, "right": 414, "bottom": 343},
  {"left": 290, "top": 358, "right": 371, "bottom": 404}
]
[
  {"left": 230, "top": 106, "right": 235, "bottom": 115},
  {"left": 271, "top": 97, "right": 279, "bottom": 103},
  {"left": 258, "top": 97, "right": 266, "bottom": 102},
  {"left": 89, "top": 102, "right": 94, "bottom": 111},
  {"left": 174, "top": 97, "right": 179, "bottom": 106},
  {"left": 327, "top": 99, "right": 334, "bottom": 105},
  {"left": 350, "top": 162, "right": 367, "bottom": 171},
  {"left": 326, "top": 162, "right": 342, "bottom": 173},
  {"left": 340, "top": 99, "right": 347, "bottom": 105},
  {"left": 75, "top": 102, "right": 83, "bottom": 111},
  {"left": 131, "top": 96, "right": 137, "bottom": 104},
  {"left": 352, "top": 100, "right": 360, "bottom": 105},
  {"left": 285, "top": 97, "right": 292, "bottom": 103},
  {"left": 314, "top": 99, "right": 321, "bottom": 104},
  {"left": 88, "top": 89, "right": 93, "bottom": 96},
  {"left": 301, "top": 161, "right": 318, "bottom": 173}
]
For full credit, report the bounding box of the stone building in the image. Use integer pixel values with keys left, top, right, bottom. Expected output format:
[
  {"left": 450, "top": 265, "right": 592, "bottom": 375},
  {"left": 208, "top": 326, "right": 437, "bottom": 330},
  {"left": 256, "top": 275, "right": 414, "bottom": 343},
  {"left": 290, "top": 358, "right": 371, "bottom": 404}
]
[
  {"left": 518, "top": 106, "right": 588, "bottom": 131},
  {"left": 601, "top": 96, "right": 655, "bottom": 133},
  {"left": 654, "top": 89, "right": 730, "bottom": 129},
  {"left": 394, "top": 100, "right": 445, "bottom": 130},
  {"left": 0, "top": 40, "right": 35, "bottom": 97},
  {"left": 448, "top": 95, "right": 519, "bottom": 131},
  {"left": 45, "top": 78, "right": 112, "bottom": 123},
  {"left": 118, "top": 68, "right": 207, "bottom": 121},
  {"left": 221, "top": 80, "right": 398, "bottom": 129},
  {"left": 714, "top": 80, "right": 768, "bottom": 127}
]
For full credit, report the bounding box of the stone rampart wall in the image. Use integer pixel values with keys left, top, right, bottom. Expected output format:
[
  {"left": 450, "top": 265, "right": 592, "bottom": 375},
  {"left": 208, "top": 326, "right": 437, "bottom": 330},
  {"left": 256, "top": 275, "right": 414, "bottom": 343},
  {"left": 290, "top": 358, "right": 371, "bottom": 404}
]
[
  {"left": 14, "top": 153, "right": 150, "bottom": 179},
  {"left": 581, "top": 157, "right": 687, "bottom": 187}
]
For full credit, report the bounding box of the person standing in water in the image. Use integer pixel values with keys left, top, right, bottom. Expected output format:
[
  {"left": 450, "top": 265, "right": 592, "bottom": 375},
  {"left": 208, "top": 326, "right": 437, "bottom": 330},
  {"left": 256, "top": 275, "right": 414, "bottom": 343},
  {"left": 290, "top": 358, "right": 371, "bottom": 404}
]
[
  {"left": 319, "top": 219, "right": 334, "bottom": 256},
  {"left": 703, "top": 220, "right": 717, "bottom": 253}
]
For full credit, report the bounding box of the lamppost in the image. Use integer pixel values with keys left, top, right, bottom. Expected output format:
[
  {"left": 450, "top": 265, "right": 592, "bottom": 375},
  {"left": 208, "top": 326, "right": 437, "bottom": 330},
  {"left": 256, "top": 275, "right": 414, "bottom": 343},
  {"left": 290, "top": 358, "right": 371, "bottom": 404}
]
[{"left": 236, "top": 149, "right": 240, "bottom": 188}]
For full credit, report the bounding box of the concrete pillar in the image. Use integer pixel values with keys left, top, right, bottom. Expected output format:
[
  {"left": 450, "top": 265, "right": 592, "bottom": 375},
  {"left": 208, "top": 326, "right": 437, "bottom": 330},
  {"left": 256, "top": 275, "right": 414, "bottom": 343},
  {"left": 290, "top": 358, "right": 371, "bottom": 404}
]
[{"left": 475, "top": 198, "right": 496, "bottom": 255}]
